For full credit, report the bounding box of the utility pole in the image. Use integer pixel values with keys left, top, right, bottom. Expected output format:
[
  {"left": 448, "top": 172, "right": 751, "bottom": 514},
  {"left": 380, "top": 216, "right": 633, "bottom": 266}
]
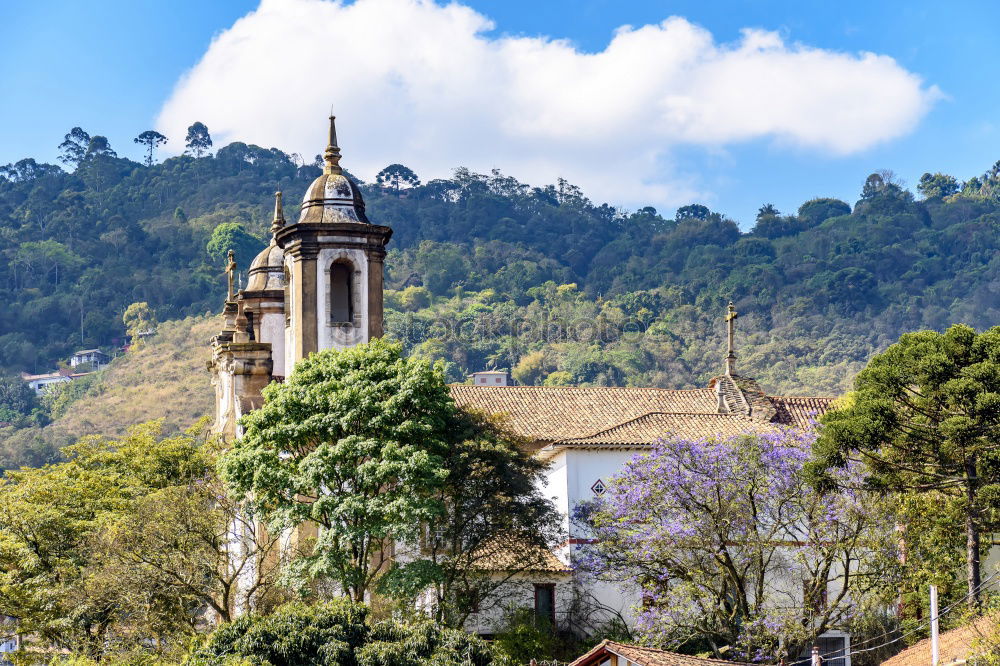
[{"left": 930, "top": 584, "right": 940, "bottom": 666}]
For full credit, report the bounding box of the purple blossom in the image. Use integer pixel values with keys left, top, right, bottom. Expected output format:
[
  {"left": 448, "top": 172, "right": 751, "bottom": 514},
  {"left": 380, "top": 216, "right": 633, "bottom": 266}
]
[{"left": 574, "top": 426, "right": 898, "bottom": 662}]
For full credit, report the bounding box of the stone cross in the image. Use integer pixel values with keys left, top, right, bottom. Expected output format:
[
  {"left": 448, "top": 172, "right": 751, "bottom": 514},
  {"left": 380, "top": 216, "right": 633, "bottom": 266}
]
[
  {"left": 226, "top": 249, "right": 236, "bottom": 301},
  {"left": 725, "top": 301, "right": 738, "bottom": 375}
]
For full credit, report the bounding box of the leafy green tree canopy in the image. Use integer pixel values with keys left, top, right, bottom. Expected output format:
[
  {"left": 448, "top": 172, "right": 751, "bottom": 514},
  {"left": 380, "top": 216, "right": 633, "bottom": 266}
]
[
  {"left": 58, "top": 127, "right": 91, "bottom": 167},
  {"left": 123, "top": 301, "right": 157, "bottom": 350},
  {"left": 797, "top": 197, "right": 851, "bottom": 224},
  {"left": 188, "top": 599, "right": 502, "bottom": 666},
  {"left": 185, "top": 122, "right": 213, "bottom": 157},
  {"left": 917, "top": 172, "right": 960, "bottom": 200},
  {"left": 808, "top": 324, "right": 1000, "bottom": 608},
  {"left": 85, "top": 135, "right": 116, "bottom": 159},
  {"left": 0, "top": 375, "right": 38, "bottom": 422},
  {"left": 206, "top": 221, "right": 265, "bottom": 268},
  {"left": 675, "top": 203, "right": 710, "bottom": 220},
  {"left": 0, "top": 422, "right": 216, "bottom": 658},
  {"left": 220, "top": 339, "right": 454, "bottom": 601}
]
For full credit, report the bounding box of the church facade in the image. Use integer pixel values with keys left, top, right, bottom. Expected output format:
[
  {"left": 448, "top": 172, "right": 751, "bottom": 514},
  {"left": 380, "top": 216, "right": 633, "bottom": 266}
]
[{"left": 209, "top": 119, "right": 846, "bottom": 655}]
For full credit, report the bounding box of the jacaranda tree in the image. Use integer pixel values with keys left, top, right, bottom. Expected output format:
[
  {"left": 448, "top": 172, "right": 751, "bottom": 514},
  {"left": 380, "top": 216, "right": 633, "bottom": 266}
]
[{"left": 575, "top": 428, "right": 900, "bottom": 663}]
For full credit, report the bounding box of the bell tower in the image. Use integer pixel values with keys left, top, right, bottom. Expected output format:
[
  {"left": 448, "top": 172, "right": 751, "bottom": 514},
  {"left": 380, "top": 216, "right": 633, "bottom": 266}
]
[{"left": 276, "top": 117, "right": 393, "bottom": 369}]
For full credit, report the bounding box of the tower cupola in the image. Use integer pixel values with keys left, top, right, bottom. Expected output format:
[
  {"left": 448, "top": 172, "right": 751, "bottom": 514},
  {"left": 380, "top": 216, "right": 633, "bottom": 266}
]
[
  {"left": 298, "top": 116, "right": 368, "bottom": 224},
  {"left": 275, "top": 116, "right": 392, "bottom": 366}
]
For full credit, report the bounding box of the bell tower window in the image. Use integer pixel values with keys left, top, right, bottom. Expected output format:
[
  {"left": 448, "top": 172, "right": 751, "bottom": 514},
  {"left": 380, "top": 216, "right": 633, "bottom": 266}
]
[{"left": 330, "top": 262, "right": 353, "bottom": 324}]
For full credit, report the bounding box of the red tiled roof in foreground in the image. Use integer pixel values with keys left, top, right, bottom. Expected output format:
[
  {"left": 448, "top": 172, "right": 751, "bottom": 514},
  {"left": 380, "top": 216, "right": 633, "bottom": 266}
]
[
  {"left": 448, "top": 385, "right": 834, "bottom": 448},
  {"left": 569, "top": 640, "right": 753, "bottom": 666},
  {"left": 881, "top": 616, "right": 996, "bottom": 666}
]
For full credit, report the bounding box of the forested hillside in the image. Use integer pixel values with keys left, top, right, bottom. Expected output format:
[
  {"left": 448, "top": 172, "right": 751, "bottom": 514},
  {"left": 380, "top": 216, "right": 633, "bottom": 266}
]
[{"left": 2, "top": 129, "right": 1000, "bottom": 410}]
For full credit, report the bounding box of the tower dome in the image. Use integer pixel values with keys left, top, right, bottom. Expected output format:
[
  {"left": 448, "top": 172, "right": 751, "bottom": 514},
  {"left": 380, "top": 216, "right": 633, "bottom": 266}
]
[
  {"left": 299, "top": 116, "right": 368, "bottom": 224},
  {"left": 245, "top": 192, "right": 286, "bottom": 292}
]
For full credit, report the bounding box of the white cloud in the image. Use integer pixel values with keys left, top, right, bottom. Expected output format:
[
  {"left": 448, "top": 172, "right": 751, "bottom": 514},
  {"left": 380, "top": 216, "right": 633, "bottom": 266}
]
[{"left": 157, "top": 0, "right": 939, "bottom": 210}]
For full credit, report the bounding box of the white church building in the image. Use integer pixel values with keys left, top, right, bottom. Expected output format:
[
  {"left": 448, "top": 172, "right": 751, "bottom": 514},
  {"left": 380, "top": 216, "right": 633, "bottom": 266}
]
[{"left": 208, "top": 117, "right": 845, "bottom": 661}]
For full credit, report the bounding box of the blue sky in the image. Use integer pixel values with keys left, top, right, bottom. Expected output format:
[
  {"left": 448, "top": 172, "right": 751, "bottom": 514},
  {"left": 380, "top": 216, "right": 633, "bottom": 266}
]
[{"left": 2, "top": 0, "right": 998, "bottom": 227}]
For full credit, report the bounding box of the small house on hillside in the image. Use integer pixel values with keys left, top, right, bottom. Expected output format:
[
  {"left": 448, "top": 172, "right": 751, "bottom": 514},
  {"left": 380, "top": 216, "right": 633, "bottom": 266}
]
[
  {"left": 20, "top": 369, "right": 72, "bottom": 394},
  {"left": 569, "top": 640, "right": 753, "bottom": 666},
  {"left": 70, "top": 349, "right": 109, "bottom": 369},
  {"left": 470, "top": 370, "right": 512, "bottom": 386}
]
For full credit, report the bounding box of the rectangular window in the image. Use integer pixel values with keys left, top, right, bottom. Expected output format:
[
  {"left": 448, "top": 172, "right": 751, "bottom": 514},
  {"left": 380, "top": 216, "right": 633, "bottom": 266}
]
[{"left": 534, "top": 583, "right": 555, "bottom": 627}]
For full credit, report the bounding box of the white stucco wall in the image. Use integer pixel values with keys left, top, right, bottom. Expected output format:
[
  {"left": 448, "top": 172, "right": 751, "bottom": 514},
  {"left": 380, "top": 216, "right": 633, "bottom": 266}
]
[
  {"left": 540, "top": 447, "right": 646, "bottom": 627},
  {"left": 259, "top": 311, "right": 285, "bottom": 378},
  {"left": 284, "top": 255, "right": 296, "bottom": 373}
]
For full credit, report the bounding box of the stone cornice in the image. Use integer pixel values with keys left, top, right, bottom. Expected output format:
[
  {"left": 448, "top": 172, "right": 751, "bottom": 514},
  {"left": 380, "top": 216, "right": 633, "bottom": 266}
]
[{"left": 275, "top": 223, "right": 392, "bottom": 255}]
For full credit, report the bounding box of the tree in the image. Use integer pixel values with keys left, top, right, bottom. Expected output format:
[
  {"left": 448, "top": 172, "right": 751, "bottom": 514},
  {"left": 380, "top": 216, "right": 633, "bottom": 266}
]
[
  {"left": 797, "top": 197, "right": 851, "bottom": 224},
  {"left": 386, "top": 411, "right": 561, "bottom": 627},
  {"left": 756, "top": 203, "right": 780, "bottom": 220},
  {"left": 122, "top": 301, "right": 156, "bottom": 350},
  {"left": 512, "top": 350, "right": 549, "bottom": 386},
  {"left": 577, "top": 428, "right": 899, "bottom": 662},
  {"left": 0, "top": 158, "right": 62, "bottom": 182},
  {"left": 220, "top": 340, "right": 455, "bottom": 602},
  {"left": 133, "top": 130, "right": 168, "bottom": 167},
  {"left": 189, "top": 599, "right": 501, "bottom": 666},
  {"left": 206, "top": 221, "right": 265, "bottom": 268},
  {"left": 57, "top": 127, "right": 91, "bottom": 167},
  {"left": 675, "top": 203, "right": 710, "bottom": 220},
  {"left": 185, "top": 122, "right": 213, "bottom": 157},
  {"left": 809, "top": 324, "right": 1000, "bottom": 609},
  {"left": 376, "top": 163, "right": 420, "bottom": 195},
  {"left": 98, "top": 433, "right": 282, "bottom": 625},
  {"left": 917, "top": 172, "right": 960, "bottom": 200},
  {"left": 0, "top": 375, "right": 38, "bottom": 417},
  {"left": 84, "top": 135, "right": 116, "bottom": 159},
  {"left": 0, "top": 422, "right": 238, "bottom": 658}
]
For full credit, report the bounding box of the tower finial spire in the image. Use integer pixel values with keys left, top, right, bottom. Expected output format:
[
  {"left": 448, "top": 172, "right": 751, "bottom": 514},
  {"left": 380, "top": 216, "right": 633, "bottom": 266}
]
[
  {"left": 725, "top": 301, "right": 738, "bottom": 375},
  {"left": 323, "top": 115, "right": 343, "bottom": 175},
  {"left": 271, "top": 191, "right": 285, "bottom": 234},
  {"left": 226, "top": 249, "right": 236, "bottom": 301}
]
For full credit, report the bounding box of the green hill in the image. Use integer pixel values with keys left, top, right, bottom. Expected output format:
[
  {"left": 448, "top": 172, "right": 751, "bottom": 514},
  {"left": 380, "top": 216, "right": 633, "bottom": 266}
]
[
  {"left": 3, "top": 132, "right": 1000, "bottom": 465},
  {"left": 0, "top": 315, "right": 216, "bottom": 469}
]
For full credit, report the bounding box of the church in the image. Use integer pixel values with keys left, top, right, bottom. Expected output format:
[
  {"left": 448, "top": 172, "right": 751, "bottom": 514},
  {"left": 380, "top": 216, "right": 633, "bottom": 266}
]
[{"left": 208, "top": 118, "right": 844, "bottom": 653}]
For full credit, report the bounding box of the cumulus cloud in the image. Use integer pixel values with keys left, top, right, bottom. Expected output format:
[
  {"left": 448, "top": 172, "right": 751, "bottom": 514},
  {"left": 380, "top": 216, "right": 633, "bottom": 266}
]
[{"left": 157, "top": 0, "right": 939, "bottom": 209}]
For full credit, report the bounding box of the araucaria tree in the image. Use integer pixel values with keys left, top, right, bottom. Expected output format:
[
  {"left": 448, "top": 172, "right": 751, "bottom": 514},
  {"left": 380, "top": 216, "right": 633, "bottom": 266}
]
[
  {"left": 133, "top": 130, "right": 168, "bottom": 166},
  {"left": 221, "top": 339, "right": 560, "bottom": 611},
  {"left": 577, "top": 428, "right": 899, "bottom": 662},
  {"left": 376, "top": 163, "right": 420, "bottom": 195},
  {"left": 809, "top": 324, "right": 1000, "bottom": 609}
]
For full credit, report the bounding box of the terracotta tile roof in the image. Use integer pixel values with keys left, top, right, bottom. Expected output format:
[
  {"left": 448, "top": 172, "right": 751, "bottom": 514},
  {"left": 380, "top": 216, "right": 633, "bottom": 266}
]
[
  {"left": 468, "top": 538, "right": 569, "bottom": 574},
  {"left": 561, "top": 412, "right": 778, "bottom": 447},
  {"left": 448, "top": 385, "right": 720, "bottom": 442},
  {"left": 769, "top": 396, "right": 835, "bottom": 429},
  {"left": 449, "top": 385, "right": 835, "bottom": 448},
  {"left": 881, "top": 616, "right": 996, "bottom": 666},
  {"left": 569, "top": 640, "right": 753, "bottom": 666}
]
